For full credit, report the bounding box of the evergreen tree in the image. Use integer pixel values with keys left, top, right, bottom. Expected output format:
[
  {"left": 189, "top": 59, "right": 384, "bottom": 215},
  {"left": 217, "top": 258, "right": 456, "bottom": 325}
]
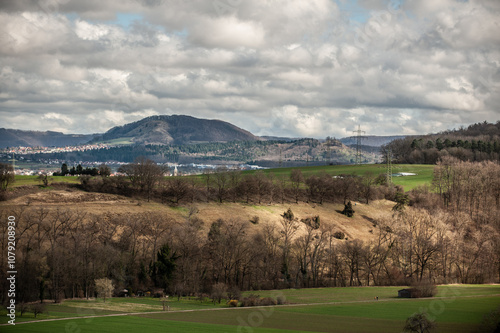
[
  {"left": 341, "top": 201, "right": 355, "bottom": 217},
  {"left": 150, "top": 244, "right": 178, "bottom": 291},
  {"left": 61, "top": 163, "right": 69, "bottom": 175},
  {"left": 435, "top": 138, "right": 444, "bottom": 150},
  {"left": 392, "top": 192, "right": 410, "bottom": 211}
]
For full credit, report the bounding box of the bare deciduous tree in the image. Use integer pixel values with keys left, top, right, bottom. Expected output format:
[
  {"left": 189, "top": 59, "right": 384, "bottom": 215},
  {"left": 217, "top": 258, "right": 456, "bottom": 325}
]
[{"left": 0, "top": 163, "right": 14, "bottom": 191}]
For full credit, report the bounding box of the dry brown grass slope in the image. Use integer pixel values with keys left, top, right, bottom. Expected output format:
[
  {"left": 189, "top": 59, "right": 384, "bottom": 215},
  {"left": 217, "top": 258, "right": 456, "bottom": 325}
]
[{"left": 2, "top": 189, "right": 394, "bottom": 242}]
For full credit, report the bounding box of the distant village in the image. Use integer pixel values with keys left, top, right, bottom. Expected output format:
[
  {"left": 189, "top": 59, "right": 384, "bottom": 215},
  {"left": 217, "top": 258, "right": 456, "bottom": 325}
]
[
  {"left": 2, "top": 143, "right": 110, "bottom": 155},
  {"left": 0, "top": 143, "right": 266, "bottom": 177}
]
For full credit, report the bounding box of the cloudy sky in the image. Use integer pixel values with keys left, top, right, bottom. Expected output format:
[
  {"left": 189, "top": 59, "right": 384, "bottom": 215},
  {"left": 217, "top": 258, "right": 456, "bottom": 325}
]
[{"left": 0, "top": 0, "right": 499, "bottom": 139}]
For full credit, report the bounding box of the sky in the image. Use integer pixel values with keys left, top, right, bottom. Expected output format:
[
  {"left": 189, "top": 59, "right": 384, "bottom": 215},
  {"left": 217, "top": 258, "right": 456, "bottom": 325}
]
[{"left": 0, "top": 0, "right": 499, "bottom": 139}]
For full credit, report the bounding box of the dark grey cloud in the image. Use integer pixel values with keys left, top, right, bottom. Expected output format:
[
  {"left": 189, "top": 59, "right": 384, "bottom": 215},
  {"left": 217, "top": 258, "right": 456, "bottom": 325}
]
[{"left": 0, "top": 0, "right": 498, "bottom": 139}]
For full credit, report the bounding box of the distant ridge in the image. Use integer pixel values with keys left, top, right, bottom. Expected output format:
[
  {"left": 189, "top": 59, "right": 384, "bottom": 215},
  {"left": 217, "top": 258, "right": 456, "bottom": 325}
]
[
  {"left": 0, "top": 128, "right": 95, "bottom": 148},
  {"left": 1, "top": 115, "right": 411, "bottom": 149},
  {"left": 93, "top": 115, "right": 260, "bottom": 145},
  {"left": 340, "top": 135, "right": 407, "bottom": 147}
]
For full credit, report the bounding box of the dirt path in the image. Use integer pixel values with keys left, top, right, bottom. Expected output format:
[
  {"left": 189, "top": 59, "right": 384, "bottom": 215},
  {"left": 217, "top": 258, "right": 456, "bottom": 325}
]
[{"left": 2, "top": 293, "right": 499, "bottom": 327}]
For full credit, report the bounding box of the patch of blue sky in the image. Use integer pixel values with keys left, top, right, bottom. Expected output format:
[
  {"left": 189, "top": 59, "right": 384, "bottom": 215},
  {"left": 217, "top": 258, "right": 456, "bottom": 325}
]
[
  {"left": 335, "top": 0, "right": 370, "bottom": 23},
  {"left": 115, "top": 13, "right": 144, "bottom": 29},
  {"left": 65, "top": 12, "right": 78, "bottom": 22},
  {"left": 64, "top": 12, "right": 144, "bottom": 29},
  {"left": 173, "top": 29, "right": 188, "bottom": 38}
]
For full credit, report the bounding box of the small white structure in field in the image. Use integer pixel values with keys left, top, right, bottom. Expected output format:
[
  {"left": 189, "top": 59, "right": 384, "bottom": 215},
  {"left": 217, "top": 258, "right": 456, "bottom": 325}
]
[{"left": 392, "top": 172, "right": 417, "bottom": 177}]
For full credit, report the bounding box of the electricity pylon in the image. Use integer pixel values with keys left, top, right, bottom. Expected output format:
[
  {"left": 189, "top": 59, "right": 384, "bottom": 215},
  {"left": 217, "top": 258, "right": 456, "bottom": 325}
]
[
  {"left": 386, "top": 149, "right": 393, "bottom": 185},
  {"left": 352, "top": 125, "right": 366, "bottom": 165}
]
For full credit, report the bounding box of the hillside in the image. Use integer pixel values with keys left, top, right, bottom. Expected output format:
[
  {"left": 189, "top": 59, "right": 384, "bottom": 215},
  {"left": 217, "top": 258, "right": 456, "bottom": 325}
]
[
  {"left": 340, "top": 135, "right": 407, "bottom": 147},
  {"left": 3, "top": 188, "right": 393, "bottom": 243},
  {"left": 382, "top": 120, "right": 500, "bottom": 164},
  {"left": 0, "top": 128, "right": 95, "bottom": 148},
  {"left": 15, "top": 138, "right": 379, "bottom": 166},
  {"left": 93, "top": 115, "right": 259, "bottom": 145}
]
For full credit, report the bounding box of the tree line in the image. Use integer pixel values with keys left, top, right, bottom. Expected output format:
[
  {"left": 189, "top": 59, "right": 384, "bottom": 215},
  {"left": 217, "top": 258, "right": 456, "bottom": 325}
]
[
  {"left": 382, "top": 121, "right": 500, "bottom": 164},
  {"left": 1, "top": 158, "right": 499, "bottom": 305},
  {"left": 53, "top": 163, "right": 110, "bottom": 177},
  {"left": 75, "top": 157, "right": 395, "bottom": 206},
  {"left": 1, "top": 197, "right": 498, "bottom": 305}
]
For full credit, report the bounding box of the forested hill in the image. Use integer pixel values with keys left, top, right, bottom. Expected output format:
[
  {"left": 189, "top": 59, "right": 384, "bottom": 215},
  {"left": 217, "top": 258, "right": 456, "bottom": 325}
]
[
  {"left": 340, "top": 135, "right": 406, "bottom": 147},
  {"left": 382, "top": 121, "right": 500, "bottom": 164},
  {"left": 93, "top": 115, "right": 259, "bottom": 145},
  {"left": 0, "top": 128, "right": 95, "bottom": 148}
]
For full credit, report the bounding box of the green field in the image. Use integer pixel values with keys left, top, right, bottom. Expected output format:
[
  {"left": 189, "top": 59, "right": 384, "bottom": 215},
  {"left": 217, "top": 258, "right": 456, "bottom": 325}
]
[
  {"left": 246, "top": 164, "right": 435, "bottom": 191},
  {"left": 11, "top": 175, "right": 80, "bottom": 187},
  {"left": 11, "top": 164, "right": 434, "bottom": 192},
  {"left": 188, "top": 164, "right": 434, "bottom": 192},
  {"left": 2, "top": 285, "right": 499, "bottom": 332}
]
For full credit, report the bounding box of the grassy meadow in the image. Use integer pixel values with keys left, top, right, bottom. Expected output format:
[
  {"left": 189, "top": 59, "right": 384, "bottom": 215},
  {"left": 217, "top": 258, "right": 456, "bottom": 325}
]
[
  {"left": 250, "top": 164, "right": 434, "bottom": 191},
  {"left": 10, "top": 175, "right": 80, "bottom": 187},
  {"left": 11, "top": 163, "right": 434, "bottom": 191},
  {"left": 186, "top": 163, "right": 434, "bottom": 192},
  {"left": 2, "top": 285, "right": 499, "bottom": 332}
]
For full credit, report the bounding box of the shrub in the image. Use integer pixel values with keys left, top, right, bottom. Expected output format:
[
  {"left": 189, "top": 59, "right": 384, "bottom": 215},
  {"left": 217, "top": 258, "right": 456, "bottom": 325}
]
[
  {"left": 228, "top": 299, "right": 239, "bottom": 307},
  {"left": 240, "top": 295, "right": 279, "bottom": 307},
  {"left": 240, "top": 294, "right": 260, "bottom": 307},
  {"left": 333, "top": 231, "right": 345, "bottom": 240},
  {"left": 276, "top": 296, "right": 287, "bottom": 305},
  {"left": 341, "top": 201, "right": 355, "bottom": 217},
  {"left": 249, "top": 216, "right": 260, "bottom": 224},
  {"left": 260, "top": 297, "right": 277, "bottom": 306},
  {"left": 403, "top": 311, "right": 436, "bottom": 332},
  {"left": 411, "top": 280, "right": 437, "bottom": 298}
]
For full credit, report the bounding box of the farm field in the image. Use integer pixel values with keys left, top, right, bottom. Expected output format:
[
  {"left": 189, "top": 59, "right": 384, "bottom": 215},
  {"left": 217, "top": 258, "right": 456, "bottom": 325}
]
[
  {"left": 247, "top": 164, "right": 434, "bottom": 191},
  {"left": 2, "top": 285, "right": 498, "bottom": 332},
  {"left": 10, "top": 175, "right": 80, "bottom": 187},
  {"left": 11, "top": 163, "right": 434, "bottom": 191},
  {"left": 185, "top": 164, "right": 434, "bottom": 192}
]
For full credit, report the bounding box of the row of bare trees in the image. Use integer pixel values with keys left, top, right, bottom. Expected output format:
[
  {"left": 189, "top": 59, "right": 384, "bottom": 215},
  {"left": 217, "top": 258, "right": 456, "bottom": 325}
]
[
  {"left": 432, "top": 157, "right": 500, "bottom": 223},
  {"left": 80, "top": 158, "right": 394, "bottom": 206},
  {"left": 1, "top": 202, "right": 498, "bottom": 304}
]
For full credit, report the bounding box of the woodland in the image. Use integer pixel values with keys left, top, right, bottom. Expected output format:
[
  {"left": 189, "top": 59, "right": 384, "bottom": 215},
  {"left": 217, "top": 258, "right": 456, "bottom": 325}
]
[{"left": 0, "top": 156, "right": 499, "bottom": 304}]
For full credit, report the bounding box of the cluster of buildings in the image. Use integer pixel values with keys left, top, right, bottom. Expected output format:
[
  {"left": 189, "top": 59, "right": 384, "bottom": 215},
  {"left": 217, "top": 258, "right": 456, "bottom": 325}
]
[{"left": 2, "top": 143, "right": 110, "bottom": 155}]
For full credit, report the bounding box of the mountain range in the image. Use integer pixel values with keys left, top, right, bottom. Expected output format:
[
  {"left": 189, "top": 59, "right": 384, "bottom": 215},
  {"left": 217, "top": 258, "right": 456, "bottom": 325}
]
[
  {"left": 1, "top": 114, "right": 404, "bottom": 149},
  {"left": 0, "top": 115, "right": 262, "bottom": 148}
]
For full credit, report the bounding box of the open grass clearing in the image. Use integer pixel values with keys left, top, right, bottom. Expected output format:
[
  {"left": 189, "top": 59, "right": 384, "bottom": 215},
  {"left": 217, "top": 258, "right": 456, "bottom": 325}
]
[
  {"left": 191, "top": 164, "right": 434, "bottom": 191},
  {"left": 11, "top": 175, "right": 80, "bottom": 187},
  {"left": 12, "top": 164, "right": 434, "bottom": 191},
  {"left": 241, "top": 284, "right": 500, "bottom": 304},
  {"left": 2, "top": 285, "right": 498, "bottom": 332},
  {"left": 3, "top": 293, "right": 498, "bottom": 333}
]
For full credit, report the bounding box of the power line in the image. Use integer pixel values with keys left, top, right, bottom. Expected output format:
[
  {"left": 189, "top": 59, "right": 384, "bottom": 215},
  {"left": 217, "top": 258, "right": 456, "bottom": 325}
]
[
  {"left": 10, "top": 153, "right": 16, "bottom": 175},
  {"left": 386, "top": 149, "right": 393, "bottom": 185},
  {"left": 352, "top": 125, "right": 366, "bottom": 165}
]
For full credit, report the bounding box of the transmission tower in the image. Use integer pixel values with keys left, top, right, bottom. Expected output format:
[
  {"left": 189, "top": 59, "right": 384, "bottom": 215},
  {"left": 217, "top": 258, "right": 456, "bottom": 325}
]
[
  {"left": 352, "top": 125, "right": 366, "bottom": 165},
  {"left": 325, "top": 137, "right": 333, "bottom": 165},
  {"left": 10, "top": 153, "right": 16, "bottom": 175},
  {"left": 386, "top": 149, "right": 393, "bottom": 185},
  {"left": 278, "top": 145, "right": 283, "bottom": 168}
]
